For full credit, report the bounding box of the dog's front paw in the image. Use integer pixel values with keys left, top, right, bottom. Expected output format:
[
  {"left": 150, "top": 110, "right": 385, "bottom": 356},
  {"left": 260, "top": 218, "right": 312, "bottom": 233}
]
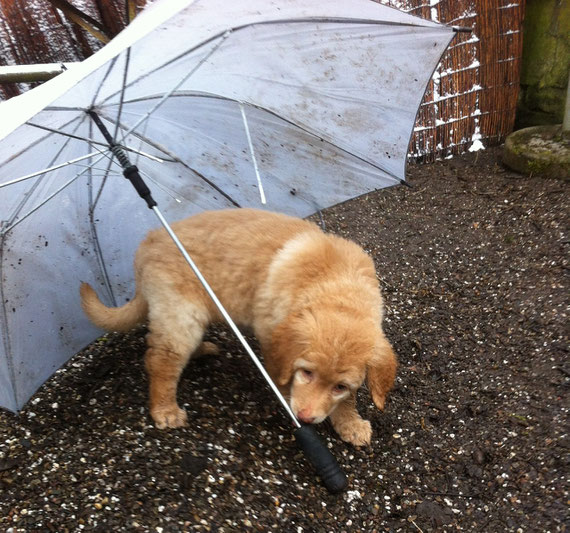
[
  {"left": 151, "top": 405, "right": 188, "bottom": 429},
  {"left": 336, "top": 418, "right": 372, "bottom": 447}
]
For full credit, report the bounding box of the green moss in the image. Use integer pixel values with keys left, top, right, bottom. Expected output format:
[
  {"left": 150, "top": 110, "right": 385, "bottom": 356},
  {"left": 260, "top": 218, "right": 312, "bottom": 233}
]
[
  {"left": 518, "top": 0, "right": 570, "bottom": 125},
  {"left": 526, "top": 159, "right": 550, "bottom": 174},
  {"left": 510, "top": 142, "right": 524, "bottom": 156}
]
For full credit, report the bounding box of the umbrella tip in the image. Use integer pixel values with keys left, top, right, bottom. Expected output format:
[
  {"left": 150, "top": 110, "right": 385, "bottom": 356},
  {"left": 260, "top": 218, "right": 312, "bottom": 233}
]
[{"left": 452, "top": 25, "right": 472, "bottom": 33}]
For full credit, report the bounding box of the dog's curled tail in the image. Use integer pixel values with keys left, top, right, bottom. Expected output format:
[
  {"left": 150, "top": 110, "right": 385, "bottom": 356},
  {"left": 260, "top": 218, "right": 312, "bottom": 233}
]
[{"left": 80, "top": 282, "right": 148, "bottom": 332}]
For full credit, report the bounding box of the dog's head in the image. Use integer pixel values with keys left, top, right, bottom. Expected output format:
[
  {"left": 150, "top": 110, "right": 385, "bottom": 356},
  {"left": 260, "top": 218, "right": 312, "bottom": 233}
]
[{"left": 267, "top": 307, "right": 397, "bottom": 424}]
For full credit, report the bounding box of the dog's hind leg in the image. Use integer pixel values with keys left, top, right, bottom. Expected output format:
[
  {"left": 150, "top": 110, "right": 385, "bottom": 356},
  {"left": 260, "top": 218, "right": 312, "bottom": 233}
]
[
  {"left": 193, "top": 341, "right": 220, "bottom": 358},
  {"left": 144, "top": 297, "right": 210, "bottom": 429}
]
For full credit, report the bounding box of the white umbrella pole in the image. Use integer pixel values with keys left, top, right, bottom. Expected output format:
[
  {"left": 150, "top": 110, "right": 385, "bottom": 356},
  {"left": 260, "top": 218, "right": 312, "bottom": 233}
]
[{"left": 151, "top": 205, "right": 300, "bottom": 427}]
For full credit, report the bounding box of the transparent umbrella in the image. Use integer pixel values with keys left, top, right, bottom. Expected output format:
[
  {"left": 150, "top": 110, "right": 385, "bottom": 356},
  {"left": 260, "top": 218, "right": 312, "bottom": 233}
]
[{"left": 0, "top": 0, "right": 459, "bottom": 491}]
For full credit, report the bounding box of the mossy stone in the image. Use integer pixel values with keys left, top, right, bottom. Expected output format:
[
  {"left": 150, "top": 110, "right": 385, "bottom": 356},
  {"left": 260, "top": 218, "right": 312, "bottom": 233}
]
[{"left": 503, "top": 125, "right": 570, "bottom": 180}]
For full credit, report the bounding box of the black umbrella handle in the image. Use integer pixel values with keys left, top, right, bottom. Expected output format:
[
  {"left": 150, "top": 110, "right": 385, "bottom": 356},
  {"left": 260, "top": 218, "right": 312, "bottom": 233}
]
[{"left": 294, "top": 424, "right": 348, "bottom": 493}]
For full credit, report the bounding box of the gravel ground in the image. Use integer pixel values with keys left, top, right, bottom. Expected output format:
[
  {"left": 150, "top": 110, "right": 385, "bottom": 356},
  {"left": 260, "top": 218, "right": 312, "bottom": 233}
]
[{"left": 1, "top": 146, "right": 568, "bottom": 532}]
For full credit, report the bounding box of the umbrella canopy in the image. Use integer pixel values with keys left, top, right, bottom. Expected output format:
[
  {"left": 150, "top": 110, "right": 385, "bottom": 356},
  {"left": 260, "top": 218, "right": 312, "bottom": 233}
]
[{"left": 0, "top": 0, "right": 455, "bottom": 412}]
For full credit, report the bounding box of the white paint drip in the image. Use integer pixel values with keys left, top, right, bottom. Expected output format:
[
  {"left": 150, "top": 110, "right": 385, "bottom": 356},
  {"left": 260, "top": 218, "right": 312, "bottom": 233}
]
[
  {"left": 421, "top": 83, "right": 482, "bottom": 106},
  {"left": 432, "top": 60, "right": 480, "bottom": 79},
  {"left": 430, "top": 0, "right": 440, "bottom": 22},
  {"left": 449, "top": 35, "right": 480, "bottom": 49},
  {"left": 469, "top": 84, "right": 485, "bottom": 153},
  {"left": 449, "top": 10, "right": 477, "bottom": 23},
  {"left": 469, "top": 139, "right": 485, "bottom": 152}
]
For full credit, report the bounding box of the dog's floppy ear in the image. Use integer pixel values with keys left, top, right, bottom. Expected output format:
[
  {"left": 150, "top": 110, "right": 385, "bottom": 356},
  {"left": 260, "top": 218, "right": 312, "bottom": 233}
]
[
  {"left": 367, "top": 334, "right": 397, "bottom": 410},
  {"left": 265, "top": 313, "right": 304, "bottom": 386},
  {"left": 266, "top": 310, "right": 316, "bottom": 386}
]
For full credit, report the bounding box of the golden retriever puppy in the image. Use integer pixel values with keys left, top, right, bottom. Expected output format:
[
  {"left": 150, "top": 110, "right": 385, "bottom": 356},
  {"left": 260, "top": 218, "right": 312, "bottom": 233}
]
[{"left": 80, "top": 208, "right": 397, "bottom": 446}]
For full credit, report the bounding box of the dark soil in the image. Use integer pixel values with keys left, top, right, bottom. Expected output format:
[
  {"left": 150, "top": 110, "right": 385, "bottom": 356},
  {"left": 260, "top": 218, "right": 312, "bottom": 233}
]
[{"left": 1, "top": 146, "right": 568, "bottom": 532}]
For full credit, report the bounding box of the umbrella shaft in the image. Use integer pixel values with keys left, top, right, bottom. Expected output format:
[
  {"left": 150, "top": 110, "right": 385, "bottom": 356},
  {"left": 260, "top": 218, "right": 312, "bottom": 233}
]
[
  {"left": 88, "top": 110, "right": 130, "bottom": 168},
  {"left": 88, "top": 109, "right": 115, "bottom": 144},
  {"left": 151, "top": 206, "right": 301, "bottom": 429}
]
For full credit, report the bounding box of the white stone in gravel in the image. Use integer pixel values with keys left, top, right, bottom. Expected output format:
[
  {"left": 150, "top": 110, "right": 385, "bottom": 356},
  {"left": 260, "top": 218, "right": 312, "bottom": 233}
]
[{"left": 346, "top": 490, "right": 361, "bottom": 502}]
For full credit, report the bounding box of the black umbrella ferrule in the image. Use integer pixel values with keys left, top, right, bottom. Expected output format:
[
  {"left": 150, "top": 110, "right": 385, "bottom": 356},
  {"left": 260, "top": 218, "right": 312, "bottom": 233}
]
[
  {"left": 88, "top": 109, "right": 157, "bottom": 209},
  {"left": 452, "top": 25, "right": 472, "bottom": 33}
]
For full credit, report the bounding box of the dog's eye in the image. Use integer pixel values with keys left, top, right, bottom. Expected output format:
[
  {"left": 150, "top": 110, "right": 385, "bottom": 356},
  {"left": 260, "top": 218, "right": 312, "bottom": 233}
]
[
  {"left": 301, "top": 369, "right": 313, "bottom": 379},
  {"left": 333, "top": 383, "right": 347, "bottom": 394}
]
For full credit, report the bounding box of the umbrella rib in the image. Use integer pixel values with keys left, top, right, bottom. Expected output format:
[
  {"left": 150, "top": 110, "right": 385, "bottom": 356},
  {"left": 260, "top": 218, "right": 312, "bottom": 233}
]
[
  {"left": 2, "top": 117, "right": 95, "bottom": 231},
  {"left": 239, "top": 103, "right": 266, "bottom": 205},
  {"left": 0, "top": 151, "right": 102, "bottom": 189},
  {"left": 109, "top": 30, "right": 233, "bottom": 146},
  {"left": 98, "top": 18, "right": 446, "bottom": 103},
  {"left": 0, "top": 113, "right": 85, "bottom": 168},
  {"left": 87, "top": 126, "right": 122, "bottom": 210},
  {"left": 86, "top": 119, "right": 119, "bottom": 308},
  {"left": 116, "top": 108, "right": 237, "bottom": 154},
  {"left": 145, "top": 174, "right": 192, "bottom": 204},
  {"left": 101, "top": 116, "right": 241, "bottom": 208},
  {"left": 91, "top": 55, "right": 119, "bottom": 108},
  {"left": 134, "top": 137, "right": 241, "bottom": 208},
  {"left": 4, "top": 153, "right": 107, "bottom": 234},
  {"left": 25, "top": 122, "right": 119, "bottom": 151},
  {"left": 112, "top": 47, "right": 130, "bottom": 144},
  {"left": 67, "top": 164, "right": 122, "bottom": 174},
  {"left": 24, "top": 122, "right": 171, "bottom": 163},
  {"left": 139, "top": 169, "right": 185, "bottom": 204},
  {"left": 26, "top": 122, "right": 117, "bottom": 149},
  {"left": 245, "top": 98, "right": 402, "bottom": 182},
  {"left": 115, "top": 92, "right": 403, "bottom": 183}
]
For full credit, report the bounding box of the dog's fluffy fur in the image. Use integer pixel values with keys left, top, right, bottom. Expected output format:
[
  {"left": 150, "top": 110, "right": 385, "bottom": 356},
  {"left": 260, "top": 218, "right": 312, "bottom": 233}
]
[{"left": 80, "top": 208, "right": 397, "bottom": 446}]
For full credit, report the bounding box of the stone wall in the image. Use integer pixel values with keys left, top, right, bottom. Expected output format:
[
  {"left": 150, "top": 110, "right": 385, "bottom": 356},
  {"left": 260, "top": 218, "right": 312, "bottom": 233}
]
[{"left": 517, "top": 0, "right": 570, "bottom": 128}]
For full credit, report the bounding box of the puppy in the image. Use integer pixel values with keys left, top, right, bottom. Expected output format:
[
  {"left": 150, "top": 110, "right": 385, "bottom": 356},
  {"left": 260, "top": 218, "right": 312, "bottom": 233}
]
[{"left": 80, "top": 208, "right": 397, "bottom": 446}]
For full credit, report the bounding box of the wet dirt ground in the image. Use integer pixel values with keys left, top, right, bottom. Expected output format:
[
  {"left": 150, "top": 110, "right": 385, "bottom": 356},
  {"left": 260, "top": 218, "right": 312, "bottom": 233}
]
[{"left": 1, "top": 146, "right": 568, "bottom": 532}]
